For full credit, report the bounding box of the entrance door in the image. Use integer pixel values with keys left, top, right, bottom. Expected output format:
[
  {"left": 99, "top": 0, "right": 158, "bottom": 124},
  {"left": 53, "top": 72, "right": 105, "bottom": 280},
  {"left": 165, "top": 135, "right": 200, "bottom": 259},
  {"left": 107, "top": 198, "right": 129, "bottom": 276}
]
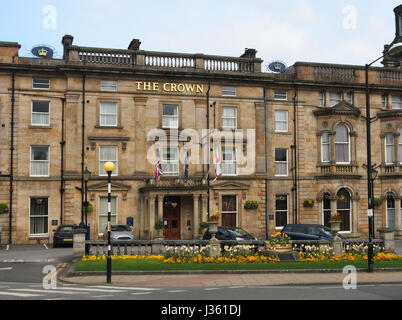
[{"left": 163, "top": 197, "right": 181, "bottom": 240}]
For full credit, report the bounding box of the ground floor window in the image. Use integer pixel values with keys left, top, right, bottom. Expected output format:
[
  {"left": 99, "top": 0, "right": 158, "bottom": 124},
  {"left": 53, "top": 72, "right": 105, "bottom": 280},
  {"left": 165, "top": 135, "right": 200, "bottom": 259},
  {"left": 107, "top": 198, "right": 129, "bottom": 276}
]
[
  {"left": 30, "top": 197, "right": 48, "bottom": 235},
  {"left": 323, "top": 193, "right": 331, "bottom": 228},
  {"left": 222, "top": 195, "right": 237, "bottom": 227},
  {"left": 386, "top": 193, "right": 395, "bottom": 230},
  {"left": 275, "top": 195, "right": 288, "bottom": 228},
  {"left": 99, "top": 197, "right": 117, "bottom": 234},
  {"left": 337, "top": 188, "right": 351, "bottom": 232}
]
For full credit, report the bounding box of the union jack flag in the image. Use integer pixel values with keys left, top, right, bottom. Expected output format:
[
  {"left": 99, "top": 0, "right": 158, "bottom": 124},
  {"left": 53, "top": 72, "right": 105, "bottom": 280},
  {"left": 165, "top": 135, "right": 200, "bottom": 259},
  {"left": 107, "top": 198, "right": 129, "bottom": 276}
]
[{"left": 155, "top": 149, "right": 164, "bottom": 182}]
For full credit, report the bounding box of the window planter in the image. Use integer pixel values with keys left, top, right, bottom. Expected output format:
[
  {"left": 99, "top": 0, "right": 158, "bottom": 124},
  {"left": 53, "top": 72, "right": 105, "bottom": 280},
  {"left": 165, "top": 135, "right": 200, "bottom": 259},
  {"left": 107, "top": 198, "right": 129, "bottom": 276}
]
[
  {"left": 0, "top": 203, "right": 8, "bottom": 214},
  {"left": 303, "top": 199, "right": 315, "bottom": 208},
  {"left": 244, "top": 200, "right": 258, "bottom": 210}
]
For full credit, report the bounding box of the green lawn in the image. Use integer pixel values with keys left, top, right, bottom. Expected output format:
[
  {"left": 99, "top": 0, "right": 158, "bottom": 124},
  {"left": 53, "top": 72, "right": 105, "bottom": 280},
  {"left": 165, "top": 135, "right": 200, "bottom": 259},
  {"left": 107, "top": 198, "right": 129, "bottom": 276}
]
[{"left": 75, "top": 258, "right": 402, "bottom": 272}]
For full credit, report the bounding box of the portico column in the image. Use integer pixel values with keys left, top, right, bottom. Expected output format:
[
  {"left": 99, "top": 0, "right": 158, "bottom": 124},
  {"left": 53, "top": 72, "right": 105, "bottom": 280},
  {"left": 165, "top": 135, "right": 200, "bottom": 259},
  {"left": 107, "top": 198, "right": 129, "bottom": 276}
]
[
  {"left": 148, "top": 193, "right": 156, "bottom": 240},
  {"left": 201, "top": 194, "right": 208, "bottom": 223},
  {"left": 193, "top": 194, "right": 200, "bottom": 239},
  {"left": 157, "top": 194, "right": 164, "bottom": 239}
]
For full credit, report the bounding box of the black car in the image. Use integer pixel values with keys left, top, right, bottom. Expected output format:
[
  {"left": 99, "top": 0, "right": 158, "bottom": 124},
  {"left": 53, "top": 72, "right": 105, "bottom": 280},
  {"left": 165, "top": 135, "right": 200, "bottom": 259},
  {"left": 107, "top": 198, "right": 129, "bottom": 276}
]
[
  {"left": 203, "top": 227, "right": 257, "bottom": 241},
  {"left": 281, "top": 224, "right": 341, "bottom": 241},
  {"left": 53, "top": 225, "right": 78, "bottom": 248}
]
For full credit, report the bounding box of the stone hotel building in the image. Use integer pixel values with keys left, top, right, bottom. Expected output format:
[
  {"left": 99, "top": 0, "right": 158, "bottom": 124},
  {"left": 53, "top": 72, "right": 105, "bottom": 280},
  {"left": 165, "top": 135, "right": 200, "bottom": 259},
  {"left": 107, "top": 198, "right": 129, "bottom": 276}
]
[{"left": 0, "top": 6, "right": 401, "bottom": 245}]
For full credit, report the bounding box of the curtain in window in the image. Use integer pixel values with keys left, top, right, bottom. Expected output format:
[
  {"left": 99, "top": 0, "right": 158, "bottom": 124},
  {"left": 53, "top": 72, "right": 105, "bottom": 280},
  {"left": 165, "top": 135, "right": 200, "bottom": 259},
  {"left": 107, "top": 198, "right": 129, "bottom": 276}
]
[
  {"left": 31, "top": 146, "right": 49, "bottom": 176},
  {"left": 100, "top": 146, "right": 117, "bottom": 175},
  {"left": 392, "top": 96, "right": 402, "bottom": 109},
  {"left": 100, "top": 103, "right": 117, "bottom": 126},
  {"left": 162, "top": 147, "right": 179, "bottom": 176},
  {"left": 386, "top": 194, "right": 395, "bottom": 230},
  {"left": 30, "top": 198, "right": 48, "bottom": 235},
  {"left": 321, "top": 132, "right": 330, "bottom": 162},
  {"left": 222, "top": 148, "right": 236, "bottom": 175},
  {"left": 275, "top": 149, "right": 288, "bottom": 176},
  {"left": 99, "top": 197, "right": 117, "bottom": 233},
  {"left": 222, "top": 195, "right": 237, "bottom": 227},
  {"left": 385, "top": 133, "right": 395, "bottom": 164},
  {"left": 162, "top": 105, "right": 179, "bottom": 128},
  {"left": 275, "top": 111, "right": 288, "bottom": 132},
  {"left": 222, "top": 107, "right": 237, "bottom": 128},
  {"left": 32, "top": 101, "right": 50, "bottom": 125},
  {"left": 329, "top": 92, "right": 341, "bottom": 107},
  {"left": 337, "top": 188, "right": 351, "bottom": 232},
  {"left": 399, "top": 127, "right": 402, "bottom": 163},
  {"left": 335, "top": 124, "right": 350, "bottom": 163}
]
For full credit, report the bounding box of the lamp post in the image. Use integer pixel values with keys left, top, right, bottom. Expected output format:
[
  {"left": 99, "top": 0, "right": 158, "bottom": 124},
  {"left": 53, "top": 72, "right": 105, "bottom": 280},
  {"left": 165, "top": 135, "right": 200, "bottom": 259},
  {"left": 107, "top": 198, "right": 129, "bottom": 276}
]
[
  {"left": 104, "top": 162, "right": 115, "bottom": 284},
  {"left": 364, "top": 42, "right": 400, "bottom": 273}
]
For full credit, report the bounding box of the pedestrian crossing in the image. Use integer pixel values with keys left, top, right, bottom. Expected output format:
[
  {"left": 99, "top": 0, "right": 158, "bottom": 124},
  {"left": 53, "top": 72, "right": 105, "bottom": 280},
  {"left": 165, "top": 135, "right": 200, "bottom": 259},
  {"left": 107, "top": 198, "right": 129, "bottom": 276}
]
[{"left": 0, "top": 284, "right": 162, "bottom": 299}]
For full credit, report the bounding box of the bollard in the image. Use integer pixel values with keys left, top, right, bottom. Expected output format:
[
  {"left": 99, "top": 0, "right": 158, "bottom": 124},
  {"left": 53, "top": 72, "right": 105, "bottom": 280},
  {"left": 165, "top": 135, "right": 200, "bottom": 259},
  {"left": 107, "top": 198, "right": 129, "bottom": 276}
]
[
  {"left": 378, "top": 228, "right": 395, "bottom": 252},
  {"left": 73, "top": 228, "right": 87, "bottom": 259}
]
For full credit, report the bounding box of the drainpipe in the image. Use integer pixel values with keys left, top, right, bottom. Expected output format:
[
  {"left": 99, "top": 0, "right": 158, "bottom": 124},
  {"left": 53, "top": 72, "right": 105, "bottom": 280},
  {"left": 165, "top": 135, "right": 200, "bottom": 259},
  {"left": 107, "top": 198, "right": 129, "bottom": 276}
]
[
  {"left": 60, "top": 97, "right": 66, "bottom": 224},
  {"left": 264, "top": 87, "right": 269, "bottom": 240},
  {"left": 8, "top": 72, "right": 15, "bottom": 244},
  {"left": 292, "top": 85, "right": 298, "bottom": 224},
  {"left": 206, "top": 82, "right": 211, "bottom": 218},
  {"left": 81, "top": 74, "right": 86, "bottom": 225}
]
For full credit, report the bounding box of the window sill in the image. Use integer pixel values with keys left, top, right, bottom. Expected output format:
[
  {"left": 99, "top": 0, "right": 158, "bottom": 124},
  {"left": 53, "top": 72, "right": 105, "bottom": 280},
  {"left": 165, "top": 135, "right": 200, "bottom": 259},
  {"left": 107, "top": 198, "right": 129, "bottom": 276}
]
[
  {"left": 95, "top": 125, "right": 124, "bottom": 129},
  {"left": 29, "top": 235, "right": 49, "bottom": 239},
  {"left": 29, "top": 125, "right": 52, "bottom": 129}
]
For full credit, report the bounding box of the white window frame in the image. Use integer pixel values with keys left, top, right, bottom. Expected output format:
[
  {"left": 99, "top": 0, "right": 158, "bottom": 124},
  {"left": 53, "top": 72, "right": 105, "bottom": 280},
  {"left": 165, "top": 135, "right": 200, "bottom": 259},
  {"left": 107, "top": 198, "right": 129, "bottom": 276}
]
[
  {"left": 329, "top": 92, "right": 342, "bottom": 107},
  {"left": 98, "top": 196, "right": 118, "bottom": 237},
  {"left": 274, "top": 110, "right": 288, "bottom": 133},
  {"left": 275, "top": 195, "right": 289, "bottom": 229},
  {"left": 221, "top": 195, "right": 238, "bottom": 227},
  {"left": 222, "top": 87, "right": 237, "bottom": 97},
  {"left": 31, "top": 101, "right": 50, "bottom": 126},
  {"left": 321, "top": 132, "right": 331, "bottom": 163},
  {"left": 399, "top": 127, "right": 402, "bottom": 164},
  {"left": 32, "top": 79, "right": 50, "bottom": 90},
  {"left": 336, "top": 189, "right": 352, "bottom": 234},
  {"left": 99, "top": 102, "right": 118, "bottom": 127},
  {"left": 222, "top": 107, "right": 237, "bottom": 129},
  {"left": 101, "top": 80, "right": 117, "bottom": 92},
  {"left": 275, "top": 148, "right": 288, "bottom": 177},
  {"left": 392, "top": 95, "right": 402, "bottom": 109},
  {"left": 222, "top": 147, "right": 237, "bottom": 176},
  {"left": 274, "top": 90, "right": 287, "bottom": 101},
  {"left": 30, "top": 146, "right": 50, "bottom": 177},
  {"left": 386, "top": 194, "right": 395, "bottom": 230},
  {"left": 161, "top": 146, "right": 179, "bottom": 177},
  {"left": 319, "top": 92, "right": 326, "bottom": 107},
  {"left": 346, "top": 92, "right": 354, "bottom": 105},
  {"left": 322, "top": 193, "right": 332, "bottom": 228},
  {"left": 29, "top": 197, "right": 49, "bottom": 237},
  {"left": 382, "top": 94, "right": 388, "bottom": 108},
  {"left": 335, "top": 124, "right": 351, "bottom": 164},
  {"left": 385, "top": 133, "right": 395, "bottom": 165},
  {"left": 99, "top": 146, "right": 118, "bottom": 177},
  {"left": 162, "top": 105, "right": 179, "bottom": 129}
]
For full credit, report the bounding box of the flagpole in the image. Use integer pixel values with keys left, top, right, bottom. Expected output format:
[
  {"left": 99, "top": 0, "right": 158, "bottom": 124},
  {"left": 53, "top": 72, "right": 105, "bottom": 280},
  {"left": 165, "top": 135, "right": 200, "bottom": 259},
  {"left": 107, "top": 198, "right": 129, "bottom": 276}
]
[{"left": 207, "top": 82, "right": 211, "bottom": 220}]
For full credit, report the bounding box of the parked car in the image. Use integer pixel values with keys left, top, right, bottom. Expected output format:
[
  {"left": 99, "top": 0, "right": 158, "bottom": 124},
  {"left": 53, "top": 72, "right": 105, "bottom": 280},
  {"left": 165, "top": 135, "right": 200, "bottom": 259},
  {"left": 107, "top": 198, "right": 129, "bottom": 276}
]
[
  {"left": 103, "top": 224, "right": 134, "bottom": 243},
  {"left": 203, "top": 226, "right": 257, "bottom": 241},
  {"left": 53, "top": 225, "right": 78, "bottom": 248},
  {"left": 281, "top": 224, "right": 342, "bottom": 241}
]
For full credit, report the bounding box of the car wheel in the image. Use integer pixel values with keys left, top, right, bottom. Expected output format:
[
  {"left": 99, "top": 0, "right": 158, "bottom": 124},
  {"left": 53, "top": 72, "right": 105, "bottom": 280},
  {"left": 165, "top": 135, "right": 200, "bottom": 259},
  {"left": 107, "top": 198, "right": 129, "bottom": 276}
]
[{"left": 53, "top": 242, "right": 59, "bottom": 248}]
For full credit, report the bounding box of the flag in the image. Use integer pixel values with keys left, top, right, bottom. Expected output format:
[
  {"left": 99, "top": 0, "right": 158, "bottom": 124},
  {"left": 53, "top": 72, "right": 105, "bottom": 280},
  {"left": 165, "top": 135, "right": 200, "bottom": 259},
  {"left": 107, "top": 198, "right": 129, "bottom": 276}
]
[
  {"left": 155, "top": 149, "right": 164, "bottom": 182},
  {"left": 184, "top": 150, "right": 189, "bottom": 180},
  {"left": 213, "top": 145, "right": 222, "bottom": 181}
]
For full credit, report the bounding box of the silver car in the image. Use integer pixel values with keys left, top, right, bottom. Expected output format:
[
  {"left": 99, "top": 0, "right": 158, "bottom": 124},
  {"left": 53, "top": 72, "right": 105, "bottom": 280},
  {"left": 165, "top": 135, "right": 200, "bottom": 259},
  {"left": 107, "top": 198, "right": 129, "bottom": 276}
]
[{"left": 103, "top": 224, "right": 134, "bottom": 243}]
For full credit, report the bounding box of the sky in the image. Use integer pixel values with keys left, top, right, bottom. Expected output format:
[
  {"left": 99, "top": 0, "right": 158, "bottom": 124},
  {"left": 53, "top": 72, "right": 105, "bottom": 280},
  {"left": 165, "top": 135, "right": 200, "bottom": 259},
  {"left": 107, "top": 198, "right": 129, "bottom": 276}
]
[{"left": 0, "top": 0, "right": 400, "bottom": 69}]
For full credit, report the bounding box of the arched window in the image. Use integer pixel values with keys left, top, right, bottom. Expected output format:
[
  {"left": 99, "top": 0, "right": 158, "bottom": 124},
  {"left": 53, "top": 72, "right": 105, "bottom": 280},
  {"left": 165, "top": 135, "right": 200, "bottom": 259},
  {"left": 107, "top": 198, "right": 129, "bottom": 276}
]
[
  {"left": 385, "top": 133, "right": 395, "bottom": 164},
  {"left": 335, "top": 124, "right": 350, "bottom": 164},
  {"left": 386, "top": 193, "right": 395, "bottom": 230},
  {"left": 337, "top": 188, "right": 351, "bottom": 232},
  {"left": 322, "top": 193, "right": 331, "bottom": 228}
]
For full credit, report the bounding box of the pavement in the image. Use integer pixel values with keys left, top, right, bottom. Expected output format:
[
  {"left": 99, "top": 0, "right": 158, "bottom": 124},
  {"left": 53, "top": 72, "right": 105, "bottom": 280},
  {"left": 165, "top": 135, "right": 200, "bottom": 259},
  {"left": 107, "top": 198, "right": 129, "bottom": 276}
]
[{"left": 1, "top": 241, "right": 402, "bottom": 288}]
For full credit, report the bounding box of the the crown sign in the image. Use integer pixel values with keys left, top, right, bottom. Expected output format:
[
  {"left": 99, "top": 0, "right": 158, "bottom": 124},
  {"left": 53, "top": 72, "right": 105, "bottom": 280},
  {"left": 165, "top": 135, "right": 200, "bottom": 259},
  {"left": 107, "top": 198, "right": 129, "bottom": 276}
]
[{"left": 38, "top": 48, "right": 48, "bottom": 56}]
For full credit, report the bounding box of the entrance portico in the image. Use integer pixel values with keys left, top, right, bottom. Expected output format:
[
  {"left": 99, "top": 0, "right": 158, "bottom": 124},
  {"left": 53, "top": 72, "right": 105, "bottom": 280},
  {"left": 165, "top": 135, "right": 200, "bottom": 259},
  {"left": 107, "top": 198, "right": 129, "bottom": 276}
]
[{"left": 140, "top": 179, "right": 208, "bottom": 240}]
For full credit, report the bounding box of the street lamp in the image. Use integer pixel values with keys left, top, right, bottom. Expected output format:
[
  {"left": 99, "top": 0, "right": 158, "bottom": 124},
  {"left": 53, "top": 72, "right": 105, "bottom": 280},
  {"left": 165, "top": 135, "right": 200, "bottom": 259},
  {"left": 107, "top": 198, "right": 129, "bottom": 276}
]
[
  {"left": 104, "top": 161, "right": 115, "bottom": 284},
  {"left": 365, "top": 42, "right": 400, "bottom": 273}
]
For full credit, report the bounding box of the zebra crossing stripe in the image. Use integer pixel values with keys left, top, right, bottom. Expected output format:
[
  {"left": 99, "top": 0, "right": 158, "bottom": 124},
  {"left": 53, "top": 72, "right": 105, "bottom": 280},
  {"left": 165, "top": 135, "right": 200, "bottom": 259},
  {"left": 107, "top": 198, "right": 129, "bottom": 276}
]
[
  {"left": 53, "top": 287, "right": 125, "bottom": 293},
  {"left": 0, "top": 291, "right": 44, "bottom": 298},
  {"left": 90, "top": 286, "right": 161, "bottom": 291},
  {"left": 9, "top": 289, "right": 88, "bottom": 295}
]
